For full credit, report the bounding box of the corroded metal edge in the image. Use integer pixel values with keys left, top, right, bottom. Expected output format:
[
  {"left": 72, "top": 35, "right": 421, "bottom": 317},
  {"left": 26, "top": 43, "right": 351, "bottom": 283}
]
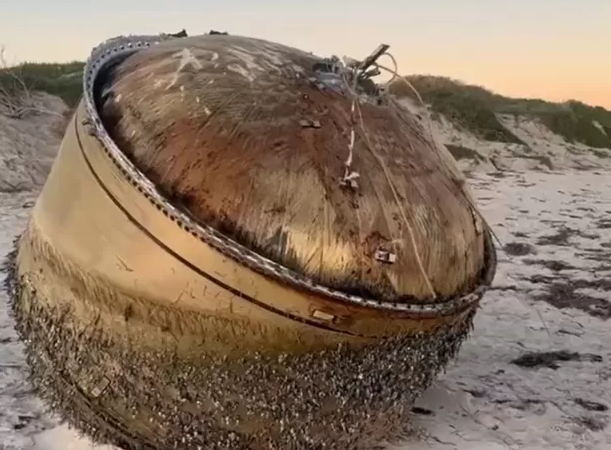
[
  {"left": 82, "top": 34, "right": 497, "bottom": 315},
  {"left": 20, "top": 105, "right": 481, "bottom": 344}
]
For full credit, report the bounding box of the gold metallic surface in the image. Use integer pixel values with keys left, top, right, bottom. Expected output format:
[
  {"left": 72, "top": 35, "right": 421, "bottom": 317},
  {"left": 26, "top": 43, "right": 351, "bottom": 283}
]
[
  {"left": 6, "top": 34, "right": 499, "bottom": 450},
  {"left": 99, "top": 34, "right": 488, "bottom": 303},
  {"left": 16, "top": 102, "right": 479, "bottom": 359}
]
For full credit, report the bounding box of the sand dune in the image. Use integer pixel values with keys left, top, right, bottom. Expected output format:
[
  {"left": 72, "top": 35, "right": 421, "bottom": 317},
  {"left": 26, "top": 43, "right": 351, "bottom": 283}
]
[{"left": 1, "top": 91, "right": 610, "bottom": 450}]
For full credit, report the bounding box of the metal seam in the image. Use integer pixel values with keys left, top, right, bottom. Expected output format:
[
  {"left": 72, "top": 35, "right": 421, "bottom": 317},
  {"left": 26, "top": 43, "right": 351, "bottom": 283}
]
[
  {"left": 75, "top": 115, "right": 363, "bottom": 337},
  {"left": 81, "top": 34, "right": 494, "bottom": 315}
]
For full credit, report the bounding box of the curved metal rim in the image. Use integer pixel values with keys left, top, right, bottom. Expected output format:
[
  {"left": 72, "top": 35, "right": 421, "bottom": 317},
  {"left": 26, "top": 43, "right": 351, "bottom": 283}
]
[{"left": 81, "top": 34, "right": 496, "bottom": 315}]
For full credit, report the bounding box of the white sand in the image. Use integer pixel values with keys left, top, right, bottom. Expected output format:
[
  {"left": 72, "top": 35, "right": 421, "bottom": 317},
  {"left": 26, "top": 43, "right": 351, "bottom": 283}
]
[
  {"left": 1, "top": 96, "right": 610, "bottom": 449},
  {"left": 398, "top": 98, "right": 611, "bottom": 173},
  {"left": 0, "top": 94, "right": 67, "bottom": 193},
  {"left": 2, "top": 170, "right": 610, "bottom": 450}
]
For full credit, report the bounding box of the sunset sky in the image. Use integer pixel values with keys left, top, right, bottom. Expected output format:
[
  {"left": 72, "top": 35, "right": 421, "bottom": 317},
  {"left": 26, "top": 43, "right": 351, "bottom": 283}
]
[{"left": 2, "top": 0, "right": 610, "bottom": 108}]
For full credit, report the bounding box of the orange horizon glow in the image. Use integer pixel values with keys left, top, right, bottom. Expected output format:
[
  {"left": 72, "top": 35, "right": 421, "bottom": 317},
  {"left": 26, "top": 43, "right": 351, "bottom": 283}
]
[{"left": 2, "top": 1, "right": 610, "bottom": 109}]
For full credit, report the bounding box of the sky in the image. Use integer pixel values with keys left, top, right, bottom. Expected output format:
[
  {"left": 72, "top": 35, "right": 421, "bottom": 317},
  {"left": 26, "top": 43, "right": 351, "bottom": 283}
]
[{"left": 1, "top": 0, "right": 610, "bottom": 108}]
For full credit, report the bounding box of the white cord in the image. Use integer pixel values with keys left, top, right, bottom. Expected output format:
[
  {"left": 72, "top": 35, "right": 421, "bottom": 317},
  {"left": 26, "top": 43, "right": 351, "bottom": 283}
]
[{"left": 335, "top": 52, "right": 437, "bottom": 299}]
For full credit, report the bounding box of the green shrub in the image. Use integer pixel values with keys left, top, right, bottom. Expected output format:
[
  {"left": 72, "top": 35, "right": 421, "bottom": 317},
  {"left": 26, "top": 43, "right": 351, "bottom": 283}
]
[
  {"left": 536, "top": 101, "right": 611, "bottom": 149},
  {"left": 390, "top": 75, "right": 611, "bottom": 150},
  {"left": 390, "top": 75, "right": 524, "bottom": 144},
  {"left": 0, "top": 61, "right": 84, "bottom": 107}
]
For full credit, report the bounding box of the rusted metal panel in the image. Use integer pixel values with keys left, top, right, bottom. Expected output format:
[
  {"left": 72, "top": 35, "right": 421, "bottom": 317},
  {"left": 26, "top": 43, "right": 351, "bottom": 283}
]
[{"left": 5, "top": 33, "right": 497, "bottom": 450}]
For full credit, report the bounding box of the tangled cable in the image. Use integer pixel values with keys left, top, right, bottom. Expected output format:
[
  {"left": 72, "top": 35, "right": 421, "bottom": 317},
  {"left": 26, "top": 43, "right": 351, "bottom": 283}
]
[
  {"left": 314, "top": 46, "right": 439, "bottom": 299},
  {"left": 314, "top": 44, "right": 500, "bottom": 300}
]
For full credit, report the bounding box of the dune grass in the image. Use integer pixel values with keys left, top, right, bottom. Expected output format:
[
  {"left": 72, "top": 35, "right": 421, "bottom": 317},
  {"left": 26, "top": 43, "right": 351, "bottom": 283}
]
[
  {"left": 3, "top": 61, "right": 611, "bottom": 151},
  {"left": 390, "top": 75, "right": 611, "bottom": 149},
  {"left": 390, "top": 75, "right": 526, "bottom": 145},
  {"left": 0, "top": 61, "right": 84, "bottom": 107}
]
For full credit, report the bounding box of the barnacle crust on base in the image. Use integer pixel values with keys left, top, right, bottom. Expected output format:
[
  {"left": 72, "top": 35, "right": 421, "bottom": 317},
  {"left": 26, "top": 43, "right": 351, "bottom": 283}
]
[{"left": 5, "top": 243, "right": 477, "bottom": 449}]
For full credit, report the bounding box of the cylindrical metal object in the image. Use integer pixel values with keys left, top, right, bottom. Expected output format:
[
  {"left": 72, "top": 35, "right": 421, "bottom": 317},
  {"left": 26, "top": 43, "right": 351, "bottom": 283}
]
[{"left": 4, "top": 34, "right": 496, "bottom": 450}]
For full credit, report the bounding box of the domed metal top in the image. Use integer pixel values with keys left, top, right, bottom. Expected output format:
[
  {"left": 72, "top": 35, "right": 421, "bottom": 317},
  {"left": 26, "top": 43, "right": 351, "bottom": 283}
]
[{"left": 96, "top": 34, "right": 490, "bottom": 304}]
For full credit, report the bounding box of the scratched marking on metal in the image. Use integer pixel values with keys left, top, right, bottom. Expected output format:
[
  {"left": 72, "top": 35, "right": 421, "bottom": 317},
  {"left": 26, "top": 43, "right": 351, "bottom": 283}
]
[{"left": 82, "top": 34, "right": 495, "bottom": 315}]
